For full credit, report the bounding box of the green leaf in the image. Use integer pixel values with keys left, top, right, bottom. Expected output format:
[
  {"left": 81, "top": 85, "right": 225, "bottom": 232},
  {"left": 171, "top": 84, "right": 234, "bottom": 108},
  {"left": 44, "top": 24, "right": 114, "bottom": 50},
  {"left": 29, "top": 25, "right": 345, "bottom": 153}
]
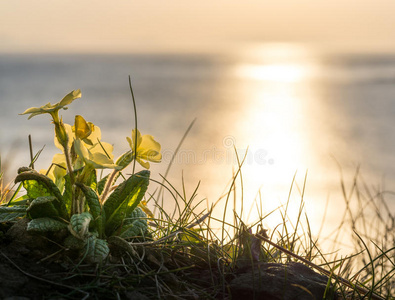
[
  {"left": 62, "top": 174, "right": 72, "bottom": 213},
  {"left": 89, "top": 169, "right": 97, "bottom": 191},
  {"left": 97, "top": 174, "right": 109, "bottom": 195},
  {"left": 69, "top": 212, "right": 93, "bottom": 239},
  {"left": 63, "top": 167, "right": 84, "bottom": 214},
  {"left": 64, "top": 234, "right": 86, "bottom": 250},
  {"left": 76, "top": 183, "right": 105, "bottom": 238},
  {"left": 103, "top": 170, "right": 150, "bottom": 236},
  {"left": 20, "top": 178, "right": 52, "bottom": 199},
  {"left": 9, "top": 195, "right": 30, "bottom": 205},
  {"left": 84, "top": 235, "right": 109, "bottom": 263},
  {"left": 115, "top": 150, "right": 134, "bottom": 170},
  {"left": 76, "top": 164, "right": 98, "bottom": 191},
  {"left": 15, "top": 170, "right": 68, "bottom": 219},
  {"left": 27, "top": 217, "right": 68, "bottom": 233},
  {"left": 27, "top": 196, "right": 60, "bottom": 219},
  {"left": 75, "top": 183, "right": 101, "bottom": 219},
  {"left": 0, "top": 206, "right": 27, "bottom": 222},
  {"left": 119, "top": 207, "right": 148, "bottom": 239}
]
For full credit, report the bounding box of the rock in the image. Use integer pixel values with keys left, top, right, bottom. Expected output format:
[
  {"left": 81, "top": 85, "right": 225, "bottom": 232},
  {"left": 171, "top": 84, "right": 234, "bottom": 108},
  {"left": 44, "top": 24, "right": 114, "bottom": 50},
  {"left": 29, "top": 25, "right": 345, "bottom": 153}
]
[
  {"left": 230, "top": 262, "right": 332, "bottom": 300},
  {"left": 5, "top": 219, "right": 48, "bottom": 255}
]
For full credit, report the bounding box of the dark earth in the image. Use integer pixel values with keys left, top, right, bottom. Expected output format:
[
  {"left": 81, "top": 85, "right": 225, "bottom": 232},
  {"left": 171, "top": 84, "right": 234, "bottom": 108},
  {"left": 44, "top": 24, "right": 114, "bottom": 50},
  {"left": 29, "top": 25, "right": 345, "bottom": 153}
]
[{"left": 0, "top": 219, "right": 334, "bottom": 300}]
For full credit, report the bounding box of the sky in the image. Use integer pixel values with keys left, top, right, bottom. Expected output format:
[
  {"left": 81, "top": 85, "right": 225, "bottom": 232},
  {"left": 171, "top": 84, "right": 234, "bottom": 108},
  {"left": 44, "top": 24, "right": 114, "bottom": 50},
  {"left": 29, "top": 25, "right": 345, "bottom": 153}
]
[{"left": 1, "top": 0, "right": 395, "bottom": 53}]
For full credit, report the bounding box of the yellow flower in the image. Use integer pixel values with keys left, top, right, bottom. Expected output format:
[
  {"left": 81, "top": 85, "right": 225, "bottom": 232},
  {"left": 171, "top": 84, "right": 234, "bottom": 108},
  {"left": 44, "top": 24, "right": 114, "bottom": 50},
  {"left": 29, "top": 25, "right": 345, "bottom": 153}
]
[
  {"left": 20, "top": 90, "right": 82, "bottom": 149},
  {"left": 20, "top": 90, "right": 81, "bottom": 121},
  {"left": 40, "top": 153, "right": 67, "bottom": 191},
  {"left": 74, "top": 138, "right": 120, "bottom": 169},
  {"left": 54, "top": 116, "right": 107, "bottom": 152},
  {"left": 126, "top": 129, "right": 161, "bottom": 169},
  {"left": 52, "top": 116, "right": 118, "bottom": 170}
]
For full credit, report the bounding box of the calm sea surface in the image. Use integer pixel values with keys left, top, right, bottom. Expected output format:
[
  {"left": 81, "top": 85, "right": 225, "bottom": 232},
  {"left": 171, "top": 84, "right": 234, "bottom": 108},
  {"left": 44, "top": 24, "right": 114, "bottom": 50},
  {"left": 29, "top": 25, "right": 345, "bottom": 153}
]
[{"left": 1, "top": 46, "right": 395, "bottom": 243}]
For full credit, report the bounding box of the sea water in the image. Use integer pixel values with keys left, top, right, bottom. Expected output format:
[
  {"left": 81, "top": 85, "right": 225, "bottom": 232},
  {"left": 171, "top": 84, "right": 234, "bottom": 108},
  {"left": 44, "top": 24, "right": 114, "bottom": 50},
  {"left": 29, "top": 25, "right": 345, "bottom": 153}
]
[{"left": 1, "top": 48, "right": 395, "bottom": 242}]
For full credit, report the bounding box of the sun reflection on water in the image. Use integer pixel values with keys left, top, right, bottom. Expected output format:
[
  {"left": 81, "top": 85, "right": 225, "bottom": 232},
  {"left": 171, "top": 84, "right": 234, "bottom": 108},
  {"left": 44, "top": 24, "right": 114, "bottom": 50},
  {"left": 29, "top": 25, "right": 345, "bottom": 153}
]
[
  {"left": 230, "top": 43, "right": 324, "bottom": 230},
  {"left": 236, "top": 63, "right": 312, "bottom": 82}
]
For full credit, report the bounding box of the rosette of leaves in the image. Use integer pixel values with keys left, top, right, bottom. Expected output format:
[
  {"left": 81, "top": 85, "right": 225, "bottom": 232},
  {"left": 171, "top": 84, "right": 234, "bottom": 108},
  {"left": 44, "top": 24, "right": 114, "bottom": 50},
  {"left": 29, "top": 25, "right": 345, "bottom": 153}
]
[{"left": 10, "top": 168, "right": 150, "bottom": 263}]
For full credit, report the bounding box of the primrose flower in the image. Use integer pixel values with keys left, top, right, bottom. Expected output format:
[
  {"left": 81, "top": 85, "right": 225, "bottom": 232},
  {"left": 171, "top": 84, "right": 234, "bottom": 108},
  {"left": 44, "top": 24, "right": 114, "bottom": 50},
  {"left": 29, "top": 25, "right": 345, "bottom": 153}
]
[
  {"left": 40, "top": 153, "right": 67, "bottom": 191},
  {"left": 20, "top": 90, "right": 82, "bottom": 149},
  {"left": 54, "top": 116, "right": 106, "bottom": 151},
  {"left": 51, "top": 116, "right": 118, "bottom": 170},
  {"left": 126, "top": 129, "right": 161, "bottom": 169},
  {"left": 20, "top": 90, "right": 81, "bottom": 122},
  {"left": 74, "top": 138, "right": 120, "bottom": 169},
  {"left": 72, "top": 117, "right": 117, "bottom": 169}
]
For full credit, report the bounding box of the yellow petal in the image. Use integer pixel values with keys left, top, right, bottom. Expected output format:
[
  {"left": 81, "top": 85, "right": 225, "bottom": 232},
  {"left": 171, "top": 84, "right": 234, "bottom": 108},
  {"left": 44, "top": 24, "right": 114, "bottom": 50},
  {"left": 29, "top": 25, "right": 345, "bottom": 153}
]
[
  {"left": 89, "top": 152, "right": 121, "bottom": 169},
  {"left": 58, "top": 89, "right": 82, "bottom": 107},
  {"left": 140, "top": 135, "right": 161, "bottom": 151},
  {"left": 138, "top": 135, "right": 162, "bottom": 162},
  {"left": 131, "top": 129, "right": 142, "bottom": 149},
  {"left": 85, "top": 124, "right": 102, "bottom": 145},
  {"left": 74, "top": 115, "right": 91, "bottom": 140},
  {"left": 97, "top": 142, "right": 114, "bottom": 160},
  {"left": 136, "top": 157, "right": 150, "bottom": 169},
  {"left": 20, "top": 90, "right": 81, "bottom": 120},
  {"left": 73, "top": 138, "right": 90, "bottom": 161},
  {"left": 52, "top": 153, "right": 66, "bottom": 165},
  {"left": 39, "top": 169, "right": 48, "bottom": 176}
]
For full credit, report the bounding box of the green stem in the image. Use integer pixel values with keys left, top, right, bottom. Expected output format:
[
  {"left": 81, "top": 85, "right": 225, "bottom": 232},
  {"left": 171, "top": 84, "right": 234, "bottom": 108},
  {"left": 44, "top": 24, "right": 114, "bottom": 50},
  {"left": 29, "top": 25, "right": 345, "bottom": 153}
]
[
  {"left": 129, "top": 76, "right": 138, "bottom": 175},
  {"left": 64, "top": 144, "right": 77, "bottom": 215},
  {"left": 100, "top": 169, "right": 119, "bottom": 203},
  {"left": 76, "top": 164, "right": 94, "bottom": 213},
  {"left": 53, "top": 115, "right": 77, "bottom": 214}
]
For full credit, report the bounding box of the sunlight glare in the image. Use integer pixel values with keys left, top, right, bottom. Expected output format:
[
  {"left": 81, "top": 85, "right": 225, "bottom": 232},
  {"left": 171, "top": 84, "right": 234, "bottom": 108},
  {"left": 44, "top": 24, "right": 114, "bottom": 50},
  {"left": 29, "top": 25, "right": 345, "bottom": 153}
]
[
  {"left": 237, "top": 63, "right": 311, "bottom": 82},
  {"left": 231, "top": 43, "right": 320, "bottom": 230}
]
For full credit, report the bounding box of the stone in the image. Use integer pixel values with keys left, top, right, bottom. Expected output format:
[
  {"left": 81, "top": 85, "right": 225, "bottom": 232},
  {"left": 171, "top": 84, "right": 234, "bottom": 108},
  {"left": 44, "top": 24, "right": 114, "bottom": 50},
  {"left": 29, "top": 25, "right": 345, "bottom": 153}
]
[{"left": 230, "top": 262, "right": 332, "bottom": 300}]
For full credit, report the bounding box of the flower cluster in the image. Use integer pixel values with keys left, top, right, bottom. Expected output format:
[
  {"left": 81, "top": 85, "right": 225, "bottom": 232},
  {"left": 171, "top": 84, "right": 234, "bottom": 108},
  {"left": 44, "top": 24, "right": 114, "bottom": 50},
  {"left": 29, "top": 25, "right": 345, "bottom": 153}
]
[{"left": 21, "top": 90, "right": 161, "bottom": 213}]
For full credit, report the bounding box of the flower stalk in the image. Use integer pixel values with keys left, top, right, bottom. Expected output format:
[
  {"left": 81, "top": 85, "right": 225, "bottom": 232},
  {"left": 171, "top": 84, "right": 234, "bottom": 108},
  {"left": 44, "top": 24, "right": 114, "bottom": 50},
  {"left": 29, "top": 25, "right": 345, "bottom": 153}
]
[{"left": 100, "top": 169, "right": 119, "bottom": 203}]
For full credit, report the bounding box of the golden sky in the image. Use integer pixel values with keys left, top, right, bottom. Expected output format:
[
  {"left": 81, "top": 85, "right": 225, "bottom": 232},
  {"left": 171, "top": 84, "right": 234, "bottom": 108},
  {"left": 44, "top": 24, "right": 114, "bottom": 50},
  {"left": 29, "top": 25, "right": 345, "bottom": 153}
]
[{"left": 2, "top": 0, "right": 395, "bottom": 53}]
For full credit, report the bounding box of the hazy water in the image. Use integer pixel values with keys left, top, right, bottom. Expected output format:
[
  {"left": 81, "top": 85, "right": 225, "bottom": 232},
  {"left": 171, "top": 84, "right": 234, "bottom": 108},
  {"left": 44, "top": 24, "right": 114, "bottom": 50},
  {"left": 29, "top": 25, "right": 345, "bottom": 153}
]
[{"left": 1, "top": 46, "right": 395, "bottom": 241}]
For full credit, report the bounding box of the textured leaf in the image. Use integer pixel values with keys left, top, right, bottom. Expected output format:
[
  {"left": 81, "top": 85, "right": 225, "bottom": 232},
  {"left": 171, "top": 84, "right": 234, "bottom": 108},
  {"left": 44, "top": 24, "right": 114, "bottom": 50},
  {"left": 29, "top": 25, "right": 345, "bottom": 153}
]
[
  {"left": 62, "top": 174, "right": 72, "bottom": 213},
  {"left": 89, "top": 169, "right": 97, "bottom": 191},
  {"left": 9, "top": 195, "right": 30, "bottom": 205},
  {"left": 63, "top": 234, "right": 86, "bottom": 250},
  {"left": 15, "top": 170, "right": 68, "bottom": 219},
  {"left": 84, "top": 235, "right": 109, "bottom": 263},
  {"left": 0, "top": 206, "right": 27, "bottom": 222},
  {"left": 21, "top": 179, "right": 52, "bottom": 199},
  {"left": 69, "top": 212, "right": 93, "bottom": 239},
  {"left": 103, "top": 170, "right": 150, "bottom": 236},
  {"left": 97, "top": 174, "right": 109, "bottom": 195},
  {"left": 75, "top": 183, "right": 101, "bottom": 219},
  {"left": 115, "top": 150, "right": 134, "bottom": 170},
  {"left": 76, "top": 183, "right": 105, "bottom": 238},
  {"left": 27, "top": 217, "right": 68, "bottom": 232},
  {"left": 119, "top": 207, "right": 148, "bottom": 239},
  {"left": 62, "top": 167, "right": 84, "bottom": 214},
  {"left": 76, "top": 164, "right": 98, "bottom": 191},
  {"left": 27, "top": 196, "right": 60, "bottom": 219}
]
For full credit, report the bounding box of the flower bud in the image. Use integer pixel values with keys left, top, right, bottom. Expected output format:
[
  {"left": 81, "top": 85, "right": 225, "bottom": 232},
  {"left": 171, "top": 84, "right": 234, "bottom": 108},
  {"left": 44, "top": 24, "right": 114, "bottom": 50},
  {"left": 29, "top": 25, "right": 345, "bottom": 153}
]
[{"left": 54, "top": 119, "right": 69, "bottom": 150}]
